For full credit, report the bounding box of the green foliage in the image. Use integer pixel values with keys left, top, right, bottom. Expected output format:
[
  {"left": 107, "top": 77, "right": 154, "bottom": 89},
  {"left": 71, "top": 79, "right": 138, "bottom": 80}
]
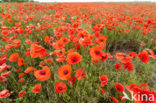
[{"left": 0, "top": 2, "right": 156, "bottom": 103}]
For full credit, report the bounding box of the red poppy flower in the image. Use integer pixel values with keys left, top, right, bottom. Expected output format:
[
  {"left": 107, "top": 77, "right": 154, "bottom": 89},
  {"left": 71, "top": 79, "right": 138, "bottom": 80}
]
[
  {"left": 54, "top": 48, "right": 65, "bottom": 56},
  {"left": 53, "top": 40, "right": 65, "bottom": 49},
  {"left": 119, "top": 55, "right": 133, "bottom": 63},
  {"left": 39, "top": 61, "right": 45, "bottom": 67},
  {"left": 115, "top": 52, "right": 133, "bottom": 63},
  {"left": 99, "top": 75, "right": 108, "bottom": 87},
  {"left": 30, "top": 43, "right": 48, "bottom": 58},
  {"left": 25, "top": 49, "right": 30, "bottom": 56},
  {"left": 9, "top": 53, "right": 19, "bottom": 62},
  {"left": 66, "top": 52, "right": 81, "bottom": 65},
  {"left": 101, "top": 53, "right": 108, "bottom": 61},
  {"left": 100, "top": 88, "right": 106, "bottom": 94},
  {"left": 25, "top": 39, "right": 31, "bottom": 44},
  {"left": 94, "top": 35, "right": 107, "bottom": 45},
  {"left": 0, "top": 89, "right": 10, "bottom": 98},
  {"left": 18, "top": 91, "right": 26, "bottom": 97},
  {"left": 138, "top": 51, "right": 150, "bottom": 63},
  {"left": 75, "top": 69, "right": 85, "bottom": 80},
  {"left": 44, "top": 58, "right": 53, "bottom": 65},
  {"left": 60, "top": 37, "right": 69, "bottom": 45},
  {"left": 124, "top": 29, "right": 130, "bottom": 33},
  {"left": 1, "top": 71, "right": 11, "bottom": 78},
  {"left": 124, "top": 62, "right": 134, "bottom": 71},
  {"left": 0, "top": 63, "right": 8, "bottom": 72},
  {"left": 110, "top": 96, "right": 118, "bottom": 103},
  {"left": 143, "top": 49, "right": 154, "bottom": 56},
  {"left": 18, "top": 78, "right": 25, "bottom": 83},
  {"left": 90, "top": 46, "right": 103, "bottom": 60},
  {"left": 16, "top": 68, "right": 21, "bottom": 72},
  {"left": 32, "top": 84, "right": 42, "bottom": 93},
  {"left": 5, "top": 44, "right": 13, "bottom": 50},
  {"left": 68, "top": 76, "right": 76, "bottom": 84},
  {"left": 114, "top": 83, "right": 125, "bottom": 93},
  {"left": 91, "top": 58, "right": 98, "bottom": 63},
  {"left": 114, "top": 64, "right": 122, "bottom": 70},
  {"left": 55, "top": 82, "right": 67, "bottom": 93},
  {"left": 1, "top": 30, "right": 9, "bottom": 36},
  {"left": 19, "top": 73, "right": 24, "bottom": 78},
  {"left": 126, "top": 84, "right": 138, "bottom": 92},
  {"left": 129, "top": 52, "right": 137, "bottom": 59},
  {"left": 0, "top": 55, "right": 7, "bottom": 65},
  {"left": 58, "top": 64, "right": 72, "bottom": 80},
  {"left": 44, "top": 35, "right": 50, "bottom": 44},
  {"left": 13, "top": 39, "right": 21, "bottom": 44},
  {"left": 56, "top": 55, "right": 66, "bottom": 62},
  {"left": 140, "top": 42, "right": 145, "bottom": 46},
  {"left": 24, "top": 67, "right": 36, "bottom": 73},
  {"left": 34, "top": 66, "right": 51, "bottom": 81},
  {"left": 79, "top": 37, "right": 93, "bottom": 47},
  {"left": 18, "top": 58, "right": 25, "bottom": 66}
]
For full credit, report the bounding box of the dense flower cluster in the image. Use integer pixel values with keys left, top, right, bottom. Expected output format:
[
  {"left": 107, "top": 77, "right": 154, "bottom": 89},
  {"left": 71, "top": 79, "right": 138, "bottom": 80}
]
[{"left": 0, "top": 2, "right": 156, "bottom": 103}]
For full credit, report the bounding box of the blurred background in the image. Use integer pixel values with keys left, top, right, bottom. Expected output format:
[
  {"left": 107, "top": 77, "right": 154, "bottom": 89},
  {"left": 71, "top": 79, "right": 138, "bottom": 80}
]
[
  {"left": 0, "top": 0, "right": 155, "bottom": 2},
  {"left": 34, "top": 0, "right": 156, "bottom": 2}
]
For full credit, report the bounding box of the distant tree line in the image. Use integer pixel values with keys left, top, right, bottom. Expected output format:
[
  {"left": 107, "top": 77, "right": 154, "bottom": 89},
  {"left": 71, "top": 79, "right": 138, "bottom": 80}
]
[{"left": 1, "top": 0, "right": 34, "bottom": 2}]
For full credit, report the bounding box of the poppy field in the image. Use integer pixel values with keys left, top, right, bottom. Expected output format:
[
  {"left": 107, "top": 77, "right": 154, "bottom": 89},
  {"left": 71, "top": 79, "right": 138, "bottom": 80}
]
[{"left": 0, "top": 2, "right": 156, "bottom": 103}]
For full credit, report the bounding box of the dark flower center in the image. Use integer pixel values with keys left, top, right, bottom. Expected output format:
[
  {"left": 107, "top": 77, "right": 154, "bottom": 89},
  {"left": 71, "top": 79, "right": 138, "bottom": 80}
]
[
  {"left": 21, "top": 93, "right": 25, "bottom": 96},
  {"left": 95, "top": 51, "right": 100, "bottom": 55},
  {"left": 117, "top": 88, "right": 121, "bottom": 91},
  {"left": 58, "top": 87, "right": 63, "bottom": 90},
  {"left": 125, "top": 65, "right": 128, "bottom": 68},
  {"left": 102, "top": 56, "right": 107, "bottom": 59},
  {"left": 21, "top": 60, "right": 24, "bottom": 63},
  {"left": 63, "top": 39, "right": 67, "bottom": 42},
  {"left": 123, "top": 55, "right": 126, "bottom": 57},
  {"left": 63, "top": 70, "right": 68, "bottom": 75},
  {"left": 101, "top": 79, "right": 105, "bottom": 82},
  {"left": 50, "top": 40, "right": 53, "bottom": 44},
  {"left": 72, "top": 58, "right": 77, "bottom": 62},
  {"left": 36, "top": 88, "right": 40, "bottom": 91},
  {"left": 100, "top": 39, "right": 103, "bottom": 42},
  {"left": 40, "top": 71, "right": 46, "bottom": 75},
  {"left": 47, "top": 60, "right": 51, "bottom": 63}
]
